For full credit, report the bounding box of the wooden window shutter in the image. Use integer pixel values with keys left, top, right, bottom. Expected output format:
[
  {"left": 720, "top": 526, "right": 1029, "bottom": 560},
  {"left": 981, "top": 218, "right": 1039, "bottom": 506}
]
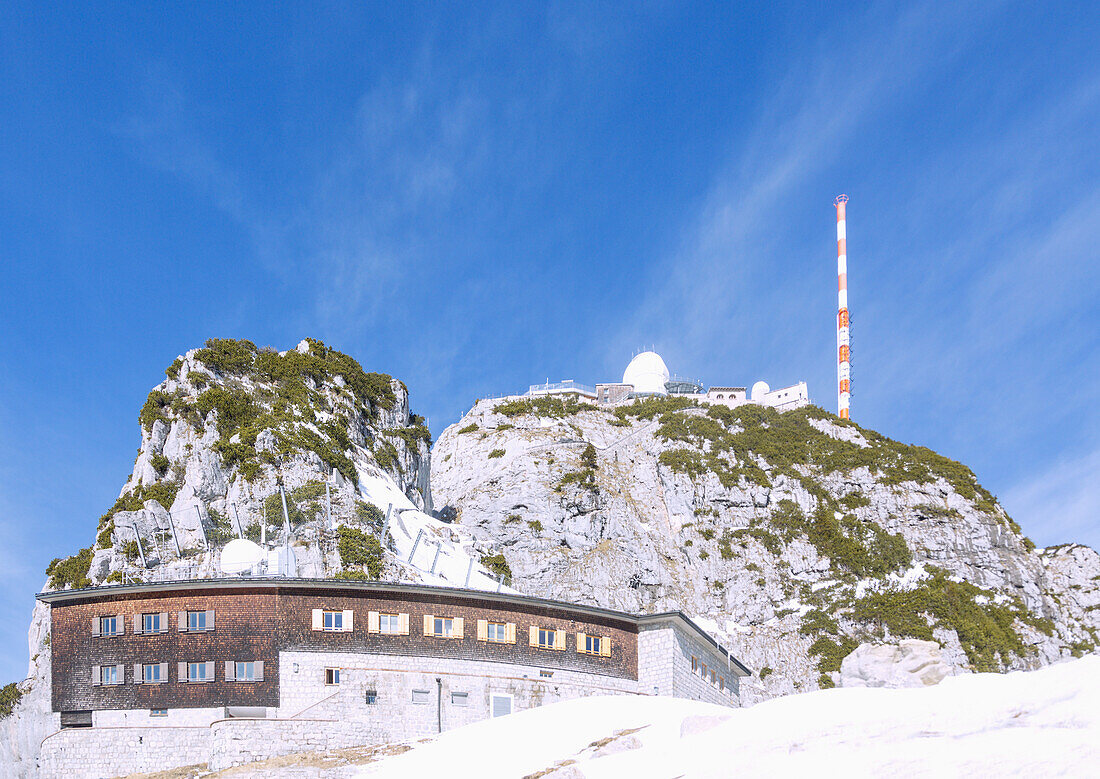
[
  {"left": 311, "top": 609, "right": 323, "bottom": 631},
  {"left": 554, "top": 630, "right": 566, "bottom": 651},
  {"left": 367, "top": 611, "right": 380, "bottom": 633},
  {"left": 529, "top": 626, "right": 539, "bottom": 646},
  {"left": 255, "top": 660, "right": 264, "bottom": 681},
  {"left": 178, "top": 662, "right": 187, "bottom": 681},
  {"left": 178, "top": 611, "right": 188, "bottom": 632},
  {"left": 134, "top": 663, "right": 143, "bottom": 684},
  {"left": 92, "top": 665, "right": 101, "bottom": 685},
  {"left": 205, "top": 661, "right": 215, "bottom": 681},
  {"left": 134, "top": 615, "right": 142, "bottom": 634},
  {"left": 398, "top": 613, "right": 410, "bottom": 635},
  {"left": 91, "top": 617, "right": 100, "bottom": 637},
  {"left": 453, "top": 617, "right": 464, "bottom": 639},
  {"left": 206, "top": 610, "right": 215, "bottom": 630},
  {"left": 115, "top": 664, "right": 125, "bottom": 683},
  {"left": 476, "top": 619, "right": 488, "bottom": 641},
  {"left": 116, "top": 614, "right": 125, "bottom": 634},
  {"left": 576, "top": 632, "right": 586, "bottom": 652},
  {"left": 225, "top": 661, "right": 235, "bottom": 681},
  {"left": 158, "top": 613, "right": 168, "bottom": 633},
  {"left": 506, "top": 622, "right": 516, "bottom": 644},
  {"left": 342, "top": 609, "right": 354, "bottom": 632},
  {"left": 600, "top": 636, "right": 612, "bottom": 657},
  {"left": 423, "top": 614, "right": 434, "bottom": 636},
  {"left": 158, "top": 662, "right": 168, "bottom": 680}
]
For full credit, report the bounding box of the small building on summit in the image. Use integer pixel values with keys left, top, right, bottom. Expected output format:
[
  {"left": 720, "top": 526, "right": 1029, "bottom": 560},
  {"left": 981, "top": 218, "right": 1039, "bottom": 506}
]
[{"left": 526, "top": 350, "right": 810, "bottom": 411}]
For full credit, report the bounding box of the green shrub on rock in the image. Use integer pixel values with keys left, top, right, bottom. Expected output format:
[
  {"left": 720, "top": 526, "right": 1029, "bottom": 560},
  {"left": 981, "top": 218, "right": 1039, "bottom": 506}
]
[{"left": 337, "top": 526, "right": 383, "bottom": 579}]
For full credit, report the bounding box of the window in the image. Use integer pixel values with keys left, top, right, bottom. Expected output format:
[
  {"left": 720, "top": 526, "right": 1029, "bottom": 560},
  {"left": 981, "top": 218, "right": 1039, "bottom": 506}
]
[
  {"left": 585, "top": 635, "right": 602, "bottom": 655},
  {"left": 149, "top": 709, "right": 167, "bottom": 717},
  {"left": 539, "top": 670, "right": 554, "bottom": 679},
  {"left": 491, "top": 694, "right": 513, "bottom": 718},
  {"left": 100, "top": 665, "right": 118, "bottom": 685},
  {"left": 691, "top": 656, "right": 698, "bottom": 673},
  {"left": 364, "top": 690, "right": 378, "bottom": 705},
  {"left": 486, "top": 621, "right": 507, "bottom": 642},
  {"left": 142, "top": 613, "right": 162, "bottom": 634},
  {"left": 235, "top": 662, "right": 256, "bottom": 681},
  {"left": 99, "top": 616, "right": 120, "bottom": 637},
  {"left": 451, "top": 691, "right": 468, "bottom": 706},
  {"left": 142, "top": 664, "right": 163, "bottom": 683},
  {"left": 538, "top": 628, "right": 556, "bottom": 649},
  {"left": 700, "top": 663, "right": 707, "bottom": 679},
  {"left": 576, "top": 632, "right": 612, "bottom": 657},
  {"left": 186, "top": 662, "right": 211, "bottom": 683},
  {"left": 187, "top": 611, "right": 208, "bottom": 631},
  {"left": 226, "top": 661, "right": 263, "bottom": 682},
  {"left": 380, "top": 613, "right": 400, "bottom": 634},
  {"left": 423, "top": 614, "right": 464, "bottom": 638},
  {"left": 325, "top": 668, "right": 341, "bottom": 686},
  {"left": 323, "top": 611, "right": 343, "bottom": 632},
  {"left": 710, "top": 670, "right": 717, "bottom": 685},
  {"left": 412, "top": 689, "right": 431, "bottom": 704}
]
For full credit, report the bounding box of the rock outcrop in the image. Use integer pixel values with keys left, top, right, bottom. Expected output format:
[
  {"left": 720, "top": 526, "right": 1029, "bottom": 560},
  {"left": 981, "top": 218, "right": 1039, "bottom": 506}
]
[{"left": 431, "top": 395, "right": 1100, "bottom": 704}]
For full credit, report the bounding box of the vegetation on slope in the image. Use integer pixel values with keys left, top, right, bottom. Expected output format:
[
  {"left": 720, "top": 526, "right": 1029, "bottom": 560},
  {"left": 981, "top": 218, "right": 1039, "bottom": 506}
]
[
  {"left": 0, "top": 682, "right": 24, "bottom": 719},
  {"left": 336, "top": 526, "right": 383, "bottom": 579}
]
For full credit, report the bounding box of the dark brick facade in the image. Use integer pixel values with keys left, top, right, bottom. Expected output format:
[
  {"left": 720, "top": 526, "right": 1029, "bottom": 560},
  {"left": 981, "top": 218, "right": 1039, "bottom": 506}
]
[{"left": 48, "top": 582, "right": 638, "bottom": 713}]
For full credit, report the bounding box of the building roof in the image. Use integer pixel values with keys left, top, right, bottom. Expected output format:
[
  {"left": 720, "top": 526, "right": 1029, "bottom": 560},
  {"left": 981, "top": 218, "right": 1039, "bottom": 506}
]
[{"left": 36, "top": 577, "right": 751, "bottom": 676}]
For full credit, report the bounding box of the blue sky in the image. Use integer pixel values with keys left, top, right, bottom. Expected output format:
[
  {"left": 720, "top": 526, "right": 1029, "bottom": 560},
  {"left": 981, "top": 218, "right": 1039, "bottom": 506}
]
[{"left": 1, "top": 2, "right": 1098, "bottom": 682}]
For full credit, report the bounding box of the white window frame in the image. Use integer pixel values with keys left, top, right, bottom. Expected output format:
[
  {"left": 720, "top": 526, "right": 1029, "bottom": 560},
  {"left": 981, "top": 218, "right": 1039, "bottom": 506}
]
[
  {"left": 100, "top": 665, "right": 118, "bottom": 685},
  {"left": 379, "top": 613, "right": 400, "bottom": 634},
  {"left": 486, "top": 621, "right": 507, "bottom": 643},
  {"left": 325, "top": 667, "right": 341, "bottom": 686},
  {"left": 323, "top": 611, "right": 343, "bottom": 632},
  {"left": 143, "top": 664, "right": 163, "bottom": 683},
  {"left": 99, "top": 616, "right": 119, "bottom": 637},
  {"left": 235, "top": 662, "right": 256, "bottom": 681},
  {"left": 142, "top": 613, "right": 161, "bottom": 634},
  {"left": 187, "top": 611, "right": 207, "bottom": 632},
  {"left": 364, "top": 689, "right": 378, "bottom": 705},
  {"left": 585, "top": 635, "right": 602, "bottom": 655},
  {"left": 411, "top": 689, "right": 431, "bottom": 705},
  {"left": 451, "top": 691, "right": 468, "bottom": 706},
  {"left": 187, "top": 662, "right": 209, "bottom": 683}
]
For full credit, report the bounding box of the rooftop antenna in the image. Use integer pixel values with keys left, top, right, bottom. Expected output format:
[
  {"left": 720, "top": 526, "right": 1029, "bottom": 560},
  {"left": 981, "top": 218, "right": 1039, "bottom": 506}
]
[{"left": 834, "top": 194, "right": 851, "bottom": 420}]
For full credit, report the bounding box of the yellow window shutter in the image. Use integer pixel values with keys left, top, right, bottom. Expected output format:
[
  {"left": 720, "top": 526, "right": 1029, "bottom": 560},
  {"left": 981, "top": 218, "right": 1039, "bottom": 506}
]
[
  {"left": 342, "top": 609, "right": 354, "bottom": 632},
  {"left": 399, "top": 613, "right": 410, "bottom": 635},
  {"left": 453, "top": 617, "right": 464, "bottom": 639},
  {"left": 554, "top": 630, "right": 566, "bottom": 651},
  {"left": 506, "top": 622, "right": 516, "bottom": 644},
  {"left": 529, "top": 625, "right": 538, "bottom": 646},
  {"left": 477, "top": 619, "right": 488, "bottom": 641},
  {"left": 424, "top": 614, "right": 434, "bottom": 636},
  {"left": 577, "top": 632, "right": 586, "bottom": 652},
  {"left": 311, "top": 609, "right": 323, "bottom": 631},
  {"left": 601, "top": 636, "right": 612, "bottom": 657},
  {"left": 367, "top": 611, "right": 380, "bottom": 634}
]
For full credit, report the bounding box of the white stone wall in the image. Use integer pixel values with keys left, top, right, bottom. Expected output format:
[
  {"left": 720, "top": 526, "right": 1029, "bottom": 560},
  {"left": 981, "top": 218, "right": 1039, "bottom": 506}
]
[
  {"left": 639, "top": 625, "right": 738, "bottom": 707},
  {"left": 93, "top": 706, "right": 223, "bottom": 727},
  {"left": 39, "top": 725, "right": 208, "bottom": 779},
  {"left": 208, "top": 717, "right": 384, "bottom": 770}
]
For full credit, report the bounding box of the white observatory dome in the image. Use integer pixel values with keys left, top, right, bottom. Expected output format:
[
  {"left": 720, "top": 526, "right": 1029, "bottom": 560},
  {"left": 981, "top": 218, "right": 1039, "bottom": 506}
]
[
  {"left": 750, "top": 381, "right": 771, "bottom": 402},
  {"left": 219, "top": 538, "right": 264, "bottom": 575},
  {"left": 623, "top": 351, "right": 670, "bottom": 395}
]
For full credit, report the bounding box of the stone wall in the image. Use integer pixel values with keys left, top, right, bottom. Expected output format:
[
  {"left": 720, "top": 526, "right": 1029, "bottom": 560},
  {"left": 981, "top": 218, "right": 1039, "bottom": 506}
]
[
  {"left": 38, "top": 725, "right": 208, "bottom": 779},
  {"left": 207, "top": 717, "right": 381, "bottom": 771},
  {"left": 638, "top": 624, "right": 738, "bottom": 705}
]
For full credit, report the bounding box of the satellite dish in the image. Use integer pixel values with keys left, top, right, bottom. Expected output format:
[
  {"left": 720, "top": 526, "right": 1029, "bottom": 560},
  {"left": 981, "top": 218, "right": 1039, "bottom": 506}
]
[
  {"left": 750, "top": 381, "right": 771, "bottom": 402},
  {"left": 219, "top": 538, "right": 264, "bottom": 575}
]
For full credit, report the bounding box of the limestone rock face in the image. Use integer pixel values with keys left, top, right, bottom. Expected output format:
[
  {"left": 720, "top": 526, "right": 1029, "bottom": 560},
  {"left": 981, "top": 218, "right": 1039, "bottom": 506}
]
[
  {"left": 432, "top": 397, "right": 1100, "bottom": 705},
  {"left": 839, "top": 640, "right": 952, "bottom": 688}
]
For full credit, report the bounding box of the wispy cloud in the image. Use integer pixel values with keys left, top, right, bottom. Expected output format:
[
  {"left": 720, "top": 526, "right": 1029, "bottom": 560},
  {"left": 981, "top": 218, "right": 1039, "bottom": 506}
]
[{"left": 1002, "top": 447, "right": 1100, "bottom": 550}]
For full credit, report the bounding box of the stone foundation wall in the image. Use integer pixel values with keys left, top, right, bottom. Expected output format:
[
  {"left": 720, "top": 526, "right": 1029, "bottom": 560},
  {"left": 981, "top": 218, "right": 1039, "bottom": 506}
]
[
  {"left": 38, "top": 725, "right": 208, "bottom": 779},
  {"left": 208, "top": 717, "right": 382, "bottom": 770}
]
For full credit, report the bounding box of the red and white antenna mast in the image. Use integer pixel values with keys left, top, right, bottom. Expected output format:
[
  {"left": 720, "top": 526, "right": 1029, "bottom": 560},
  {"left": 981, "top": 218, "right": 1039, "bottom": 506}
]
[{"left": 834, "top": 194, "right": 850, "bottom": 419}]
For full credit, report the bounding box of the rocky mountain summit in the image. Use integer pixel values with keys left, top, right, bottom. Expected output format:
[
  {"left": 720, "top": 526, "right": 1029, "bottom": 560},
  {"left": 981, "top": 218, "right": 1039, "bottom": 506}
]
[
  {"left": 2, "top": 341, "right": 1098, "bottom": 773},
  {"left": 431, "top": 395, "right": 1100, "bottom": 701}
]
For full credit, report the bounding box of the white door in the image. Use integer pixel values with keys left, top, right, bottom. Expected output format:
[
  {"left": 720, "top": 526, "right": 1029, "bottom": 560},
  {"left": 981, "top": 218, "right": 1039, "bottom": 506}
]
[{"left": 491, "top": 694, "right": 513, "bottom": 718}]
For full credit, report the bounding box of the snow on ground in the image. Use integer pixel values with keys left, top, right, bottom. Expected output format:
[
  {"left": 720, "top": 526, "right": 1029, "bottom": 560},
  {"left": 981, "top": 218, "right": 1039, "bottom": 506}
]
[
  {"left": 355, "top": 459, "right": 514, "bottom": 594},
  {"left": 355, "top": 655, "right": 1100, "bottom": 779}
]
